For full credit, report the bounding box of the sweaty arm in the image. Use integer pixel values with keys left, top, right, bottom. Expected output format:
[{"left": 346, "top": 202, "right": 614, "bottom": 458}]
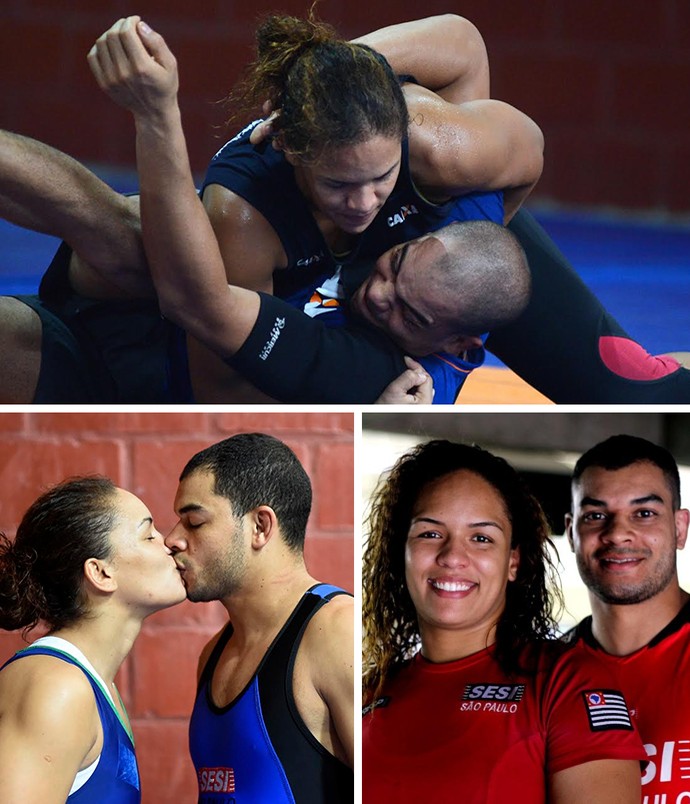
[
  {"left": 187, "top": 183, "right": 283, "bottom": 403},
  {"left": 0, "top": 660, "right": 100, "bottom": 803},
  {"left": 405, "top": 85, "right": 544, "bottom": 222},
  {"left": 354, "top": 18, "right": 541, "bottom": 221},
  {"left": 550, "top": 759, "right": 641, "bottom": 803},
  {"left": 193, "top": 184, "right": 286, "bottom": 403},
  {"left": 202, "top": 183, "right": 286, "bottom": 293},
  {"left": 352, "top": 14, "right": 490, "bottom": 103},
  {"left": 0, "top": 129, "right": 151, "bottom": 299}
]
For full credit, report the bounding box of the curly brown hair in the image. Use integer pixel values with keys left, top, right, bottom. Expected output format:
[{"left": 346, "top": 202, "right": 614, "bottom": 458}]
[
  {"left": 362, "top": 440, "right": 563, "bottom": 703},
  {"left": 227, "top": 5, "right": 408, "bottom": 161}
]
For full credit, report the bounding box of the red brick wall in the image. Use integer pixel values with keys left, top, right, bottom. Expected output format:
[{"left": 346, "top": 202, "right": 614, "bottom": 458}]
[
  {"left": 3, "top": 0, "right": 688, "bottom": 213},
  {"left": 0, "top": 411, "right": 354, "bottom": 803}
]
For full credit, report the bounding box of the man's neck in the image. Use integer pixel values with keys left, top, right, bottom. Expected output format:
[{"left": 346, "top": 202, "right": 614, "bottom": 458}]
[
  {"left": 589, "top": 583, "right": 689, "bottom": 656},
  {"left": 220, "top": 560, "right": 316, "bottom": 645}
]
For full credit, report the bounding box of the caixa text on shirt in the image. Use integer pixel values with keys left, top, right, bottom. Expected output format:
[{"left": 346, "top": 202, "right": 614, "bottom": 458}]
[
  {"left": 296, "top": 252, "right": 324, "bottom": 267},
  {"left": 387, "top": 204, "right": 419, "bottom": 227},
  {"left": 259, "top": 317, "right": 286, "bottom": 361}
]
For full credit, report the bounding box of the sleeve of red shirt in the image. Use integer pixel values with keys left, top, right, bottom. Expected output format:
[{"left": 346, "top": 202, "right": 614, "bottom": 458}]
[{"left": 542, "top": 643, "right": 647, "bottom": 775}]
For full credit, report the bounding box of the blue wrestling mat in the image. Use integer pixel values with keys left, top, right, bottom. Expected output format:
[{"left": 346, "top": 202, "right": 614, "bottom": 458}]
[{"left": 1, "top": 167, "right": 689, "bottom": 362}]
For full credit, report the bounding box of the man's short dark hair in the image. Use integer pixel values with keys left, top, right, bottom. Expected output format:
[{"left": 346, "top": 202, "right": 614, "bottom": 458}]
[
  {"left": 436, "top": 221, "right": 531, "bottom": 335},
  {"left": 572, "top": 434, "right": 681, "bottom": 509},
  {"left": 180, "top": 433, "right": 312, "bottom": 550}
]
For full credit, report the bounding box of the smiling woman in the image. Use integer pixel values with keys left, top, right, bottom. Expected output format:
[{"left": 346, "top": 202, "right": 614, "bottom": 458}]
[
  {"left": 362, "top": 440, "right": 645, "bottom": 804},
  {"left": 404, "top": 470, "right": 520, "bottom": 657},
  {"left": 0, "top": 477, "right": 185, "bottom": 803}
]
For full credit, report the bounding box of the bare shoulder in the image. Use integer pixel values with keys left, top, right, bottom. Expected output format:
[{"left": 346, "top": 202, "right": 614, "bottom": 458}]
[
  {"left": 0, "top": 655, "right": 102, "bottom": 798},
  {"left": 202, "top": 183, "right": 281, "bottom": 245},
  {"left": 0, "top": 653, "right": 100, "bottom": 752},
  {"left": 201, "top": 183, "right": 286, "bottom": 287},
  {"left": 295, "top": 592, "right": 354, "bottom": 765},
  {"left": 404, "top": 86, "right": 542, "bottom": 203},
  {"left": 0, "top": 653, "right": 98, "bottom": 719},
  {"left": 404, "top": 85, "right": 480, "bottom": 165},
  {"left": 301, "top": 592, "right": 354, "bottom": 663},
  {"left": 403, "top": 84, "right": 470, "bottom": 196}
]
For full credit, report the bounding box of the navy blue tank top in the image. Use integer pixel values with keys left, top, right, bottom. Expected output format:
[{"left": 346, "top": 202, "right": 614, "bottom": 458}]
[{"left": 203, "top": 121, "right": 503, "bottom": 298}]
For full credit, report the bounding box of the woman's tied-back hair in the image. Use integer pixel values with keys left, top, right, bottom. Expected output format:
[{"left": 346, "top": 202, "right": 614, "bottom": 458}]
[
  {"left": 228, "top": 5, "right": 408, "bottom": 161},
  {"left": 362, "top": 440, "right": 563, "bottom": 704},
  {"left": 0, "top": 476, "right": 119, "bottom": 635}
]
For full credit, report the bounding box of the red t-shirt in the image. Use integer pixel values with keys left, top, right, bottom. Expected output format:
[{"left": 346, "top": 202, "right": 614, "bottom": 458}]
[
  {"left": 362, "top": 641, "right": 644, "bottom": 803},
  {"left": 568, "top": 602, "right": 690, "bottom": 801}
]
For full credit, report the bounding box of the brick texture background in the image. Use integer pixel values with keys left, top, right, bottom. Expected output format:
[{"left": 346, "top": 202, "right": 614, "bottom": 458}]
[
  {"left": 0, "top": 411, "right": 354, "bottom": 803},
  {"left": 2, "top": 0, "right": 689, "bottom": 214}
]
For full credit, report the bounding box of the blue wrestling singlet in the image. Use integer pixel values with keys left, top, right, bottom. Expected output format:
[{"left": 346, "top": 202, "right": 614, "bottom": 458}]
[
  {"left": 2, "top": 643, "right": 140, "bottom": 803},
  {"left": 189, "top": 583, "right": 353, "bottom": 803}
]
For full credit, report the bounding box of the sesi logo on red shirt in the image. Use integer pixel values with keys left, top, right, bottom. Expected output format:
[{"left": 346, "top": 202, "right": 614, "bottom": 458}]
[{"left": 462, "top": 683, "right": 526, "bottom": 702}]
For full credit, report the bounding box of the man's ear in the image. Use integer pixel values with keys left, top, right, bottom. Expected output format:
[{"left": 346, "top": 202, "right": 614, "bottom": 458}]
[
  {"left": 564, "top": 513, "right": 575, "bottom": 552},
  {"left": 251, "top": 505, "right": 279, "bottom": 550},
  {"left": 675, "top": 508, "right": 690, "bottom": 550},
  {"left": 83, "top": 557, "right": 117, "bottom": 593}
]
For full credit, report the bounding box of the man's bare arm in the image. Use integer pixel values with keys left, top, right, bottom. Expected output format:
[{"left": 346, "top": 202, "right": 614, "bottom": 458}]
[
  {"left": 0, "top": 129, "right": 152, "bottom": 298},
  {"left": 406, "top": 87, "right": 544, "bottom": 222},
  {"left": 352, "top": 14, "right": 489, "bottom": 103},
  {"left": 354, "top": 17, "right": 541, "bottom": 223},
  {"left": 304, "top": 595, "right": 355, "bottom": 767}
]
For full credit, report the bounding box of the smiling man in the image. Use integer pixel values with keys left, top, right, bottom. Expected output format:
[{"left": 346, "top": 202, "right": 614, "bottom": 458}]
[{"left": 564, "top": 434, "right": 690, "bottom": 802}]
